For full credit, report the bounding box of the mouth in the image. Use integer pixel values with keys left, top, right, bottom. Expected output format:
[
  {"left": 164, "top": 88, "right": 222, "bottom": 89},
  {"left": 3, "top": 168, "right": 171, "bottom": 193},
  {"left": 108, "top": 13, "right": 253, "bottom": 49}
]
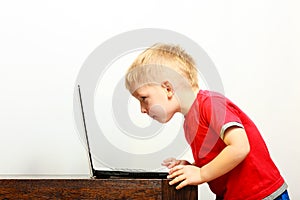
[
  {"left": 150, "top": 115, "right": 166, "bottom": 123},
  {"left": 150, "top": 115, "right": 156, "bottom": 119},
  {"left": 150, "top": 115, "right": 161, "bottom": 122}
]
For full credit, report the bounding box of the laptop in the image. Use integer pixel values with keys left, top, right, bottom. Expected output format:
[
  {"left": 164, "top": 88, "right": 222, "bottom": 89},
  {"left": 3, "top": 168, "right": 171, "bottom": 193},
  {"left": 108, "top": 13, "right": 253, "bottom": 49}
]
[{"left": 77, "top": 85, "right": 168, "bottom": 179}]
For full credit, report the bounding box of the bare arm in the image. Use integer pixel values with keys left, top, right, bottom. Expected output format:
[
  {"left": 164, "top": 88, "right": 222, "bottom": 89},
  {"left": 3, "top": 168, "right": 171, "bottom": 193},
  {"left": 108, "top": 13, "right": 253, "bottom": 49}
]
[
  {"left": 199, "top": 127, "right": 250, "bottom": 182},
  {"left": 168, "top": 127, "right": 250, "bottom": 189}
]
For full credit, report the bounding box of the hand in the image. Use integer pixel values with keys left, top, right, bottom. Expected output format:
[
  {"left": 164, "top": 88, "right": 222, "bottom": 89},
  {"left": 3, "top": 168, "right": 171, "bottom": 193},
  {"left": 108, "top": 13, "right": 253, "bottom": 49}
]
[
  {"left": 168, "top": 165, "right": 203, "bottom": 190},
  {"left": 161, "top": 157, "right": 191, "bottom": 169}
]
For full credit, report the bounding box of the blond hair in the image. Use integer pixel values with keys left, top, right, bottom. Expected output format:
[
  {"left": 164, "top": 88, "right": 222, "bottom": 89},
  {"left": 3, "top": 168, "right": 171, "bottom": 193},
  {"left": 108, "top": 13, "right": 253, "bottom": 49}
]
[{"left": 125, "top": 43, "right": 199, "bottom": 93}]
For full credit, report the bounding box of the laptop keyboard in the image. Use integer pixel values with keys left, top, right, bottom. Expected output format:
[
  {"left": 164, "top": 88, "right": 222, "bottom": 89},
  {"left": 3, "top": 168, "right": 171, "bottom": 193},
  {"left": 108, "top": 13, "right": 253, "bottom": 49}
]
[
  {"left": 112, "top": 168, "right": 147, "bottom": 172},
  {"left": 111, "top": 167, "right": 168, "bottom": 172}
]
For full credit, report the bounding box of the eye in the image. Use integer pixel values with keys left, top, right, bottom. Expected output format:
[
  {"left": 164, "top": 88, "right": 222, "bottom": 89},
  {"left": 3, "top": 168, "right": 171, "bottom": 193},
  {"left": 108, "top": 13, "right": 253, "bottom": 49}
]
[{"left": 140, "top": 96, "right": 147, "bottom": 102}]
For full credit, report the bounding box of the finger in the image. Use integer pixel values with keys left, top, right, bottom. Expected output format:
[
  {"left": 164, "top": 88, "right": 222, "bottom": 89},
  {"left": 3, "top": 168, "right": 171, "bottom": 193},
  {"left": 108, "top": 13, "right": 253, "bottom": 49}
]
[
  {"left": 167, "top": 170, "right": 180, "bottom": 179},
  {"left": 168, "top": 166, "right": 184, "bottom": 179},
  {"left": 169, "top": 165, "right": 184, "bottom": 175},
  {"left": 175, "top": 179, "right": 188, "bottom": 190},
  {"left": 167, "top": 161, "right": 178, "bottom": 169},
  {"left": 161, "top": 161, "right": 176, "bottom": 168},
  {"left": 161, "top": 162, "right": 169, "bottom": 167},
  {"left": 169, "top": 174, "right": 186, "bottom": 186},
  {"left": 161, "top": 157, "right": 176, "bottom": 167},
  {"left": 163, "top": 157, "right": 176, "bottom": 163},
  {"left": 163, "top": 159, "right": 177, "bottom": 167}
]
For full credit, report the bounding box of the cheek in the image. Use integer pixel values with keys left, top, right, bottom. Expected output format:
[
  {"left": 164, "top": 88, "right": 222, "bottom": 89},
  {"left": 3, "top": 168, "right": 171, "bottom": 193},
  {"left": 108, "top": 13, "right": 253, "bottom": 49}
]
[{"left": 148, "top": 104, "right": 167, "bottom": 121}]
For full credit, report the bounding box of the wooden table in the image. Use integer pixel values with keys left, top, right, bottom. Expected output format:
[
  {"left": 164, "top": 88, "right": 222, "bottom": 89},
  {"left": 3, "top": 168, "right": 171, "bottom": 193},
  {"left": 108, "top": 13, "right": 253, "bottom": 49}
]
[{"left": 0, "top": 178, "right": 198, "bottom": 200}]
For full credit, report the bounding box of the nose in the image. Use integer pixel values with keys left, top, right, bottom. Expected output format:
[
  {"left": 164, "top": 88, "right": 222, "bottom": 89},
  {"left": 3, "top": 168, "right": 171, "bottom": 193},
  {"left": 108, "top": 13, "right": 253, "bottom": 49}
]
[{"left": 140, "top": 105, "right": 148, "bottom": 114}]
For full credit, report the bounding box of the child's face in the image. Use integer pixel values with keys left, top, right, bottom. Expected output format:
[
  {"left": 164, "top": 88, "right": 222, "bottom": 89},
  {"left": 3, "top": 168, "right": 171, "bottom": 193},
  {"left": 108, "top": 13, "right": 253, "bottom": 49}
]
[{"left": 132, "top": 84, "right": 179, "bottom": 123}]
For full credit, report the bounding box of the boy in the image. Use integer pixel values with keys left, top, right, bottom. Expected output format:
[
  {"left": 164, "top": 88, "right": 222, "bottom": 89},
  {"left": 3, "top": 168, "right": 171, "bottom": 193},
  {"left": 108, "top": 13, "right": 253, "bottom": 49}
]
[{"left": 125, "top": 43, "right": 289, "bottom": 200}]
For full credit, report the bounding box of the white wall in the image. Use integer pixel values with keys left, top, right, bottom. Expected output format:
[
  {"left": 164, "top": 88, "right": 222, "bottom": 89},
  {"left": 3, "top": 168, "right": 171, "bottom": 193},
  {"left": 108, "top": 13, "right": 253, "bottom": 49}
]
[{"left": 0, "top": 0, "right": 299, "bottom": 199}]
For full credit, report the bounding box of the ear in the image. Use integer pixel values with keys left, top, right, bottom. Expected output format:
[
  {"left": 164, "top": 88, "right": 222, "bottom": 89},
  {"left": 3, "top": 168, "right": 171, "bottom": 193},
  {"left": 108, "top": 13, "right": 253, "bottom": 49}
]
[{"left": 161, "top": 81, "right": 174, "bottom": 99}]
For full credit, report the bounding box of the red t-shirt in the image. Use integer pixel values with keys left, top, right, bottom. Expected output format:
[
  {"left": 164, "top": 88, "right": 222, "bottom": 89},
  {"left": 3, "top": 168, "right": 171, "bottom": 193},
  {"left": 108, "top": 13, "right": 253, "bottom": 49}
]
[{"left": 184, "top": 90, "right": 286, "bottom": 200}]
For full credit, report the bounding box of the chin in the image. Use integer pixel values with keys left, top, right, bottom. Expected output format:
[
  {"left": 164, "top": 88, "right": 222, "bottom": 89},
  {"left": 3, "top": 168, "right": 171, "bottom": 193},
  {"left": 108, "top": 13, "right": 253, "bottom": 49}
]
[
  {"left": 151, "top": 112, "right": 174, "bottom": 123},
  {"left": 155, "top": 116, "right": 172, "bottom": 124},
  {"left": 157, "top": 119, "right": 168, "bottom": 124}
]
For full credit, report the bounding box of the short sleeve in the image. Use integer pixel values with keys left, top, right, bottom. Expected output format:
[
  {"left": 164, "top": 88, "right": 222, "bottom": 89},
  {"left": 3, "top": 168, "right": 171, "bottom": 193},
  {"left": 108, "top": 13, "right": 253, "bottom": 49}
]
[{"left": 201, "top": 93, "right": 244, "bottom": 140}]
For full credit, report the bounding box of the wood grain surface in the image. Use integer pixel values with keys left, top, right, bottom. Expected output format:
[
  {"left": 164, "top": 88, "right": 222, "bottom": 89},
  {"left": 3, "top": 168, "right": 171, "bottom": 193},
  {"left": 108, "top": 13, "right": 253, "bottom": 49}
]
[{"left": 0, "top": 178, "right": 198, "bottom": 200}]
